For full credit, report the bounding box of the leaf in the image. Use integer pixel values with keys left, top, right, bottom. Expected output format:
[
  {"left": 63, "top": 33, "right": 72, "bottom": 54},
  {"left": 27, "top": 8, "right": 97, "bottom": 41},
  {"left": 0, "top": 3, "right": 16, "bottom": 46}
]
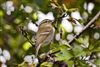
[
  {"left": 72, "top": 45, "right": 86, "bottom": 57},
  {"left": 60, "top": 24, "right": 67, "bottom": 39},
  {"left": 95, "top": 59, "right": 100, "bottom": 67},
  {"left": 18, "top": 61, "right": 32, "bottom": 67},
  {"left": 49, "top": 47, "right": 60, "bottom": 54},
  {"left": 83, "top": 36, "right": 89, "bottom": 48},
  {"left": 55, "top": 46, "right": 73, "bottom": 61},
  {"left": 65, "top": 60, "right": 74, "bottom": 67},
  {"left": 89, "top": 41, "right": 100, "bottom": 52},
  {"left": 76, "top": 35, "right": 89, "bottom": 48},
  {"left": 77, "top": 60, "right": 88, "bottom": 67},
  {"left": 40, "top": 62, "right": 53, "bottom": 67}
]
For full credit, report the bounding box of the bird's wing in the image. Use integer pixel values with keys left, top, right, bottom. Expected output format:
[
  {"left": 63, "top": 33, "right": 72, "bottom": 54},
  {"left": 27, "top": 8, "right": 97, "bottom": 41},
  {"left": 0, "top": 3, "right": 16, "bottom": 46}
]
[{"left": 35, "top": 26, "right": 52, "bottom": 44}]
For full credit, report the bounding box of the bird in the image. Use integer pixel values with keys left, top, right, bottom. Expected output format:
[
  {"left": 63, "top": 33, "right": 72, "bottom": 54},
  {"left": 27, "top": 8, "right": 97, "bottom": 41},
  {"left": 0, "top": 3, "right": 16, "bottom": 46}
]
[{"left": 35, "top": 19, "right": 55, "bottom": 57}]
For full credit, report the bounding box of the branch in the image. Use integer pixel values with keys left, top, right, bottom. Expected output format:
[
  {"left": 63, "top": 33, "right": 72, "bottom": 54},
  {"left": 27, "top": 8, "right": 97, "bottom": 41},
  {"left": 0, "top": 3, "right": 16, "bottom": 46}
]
[
  {"left": 68, "top": 11, "right": 100, "bottom": 44},
  {"left": 19, "top": 26, "right": 35, "bottom": 47}
]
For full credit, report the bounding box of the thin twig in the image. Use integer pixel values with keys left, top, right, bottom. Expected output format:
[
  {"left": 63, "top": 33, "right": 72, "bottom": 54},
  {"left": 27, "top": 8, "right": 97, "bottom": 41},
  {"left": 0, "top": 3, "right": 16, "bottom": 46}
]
[
  {"left": 68, "top": 11, "right": 100, "bottom": 44},
  {"left": 19, "top": 26, "right": 35, "bottom": 47}
]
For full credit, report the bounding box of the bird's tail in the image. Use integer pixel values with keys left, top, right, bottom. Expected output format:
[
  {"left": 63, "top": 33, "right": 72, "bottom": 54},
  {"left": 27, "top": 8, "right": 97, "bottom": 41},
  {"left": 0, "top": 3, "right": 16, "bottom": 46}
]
[{"left": 35, "top": 44, "right": 42, "bottom": 57}]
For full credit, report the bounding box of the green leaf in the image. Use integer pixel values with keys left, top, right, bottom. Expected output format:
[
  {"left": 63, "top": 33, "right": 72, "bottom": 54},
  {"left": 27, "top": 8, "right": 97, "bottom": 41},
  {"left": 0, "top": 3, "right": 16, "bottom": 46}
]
[
  {"left": 72, "top": 45, "right": 86, "bottom": 57},
  {"left": 89, "top": 41, "right": 100, "bottom": 52},
  {"left": 76, "top": 36, "right": 89, "bottom": 48},
  {"left": 65, "top": 60, "right": 74, "bottom": 67},
  {"left": 95, "top": 59, "right": 100, "bottom": 67},
  {"left": 60, "top": 24, "right": 67, "bottom": 39},
  {"left": 77, "top": 60, "right": 88, "bottom": 67},
  {"left": 55, "top": 46, "right": 73, "bottom": 61},
  {"left": 40, "top": 62, "right": 53, "bottom": 67},
  {"left": 49, "top": 47, "right": 60, "bottom": 54}
]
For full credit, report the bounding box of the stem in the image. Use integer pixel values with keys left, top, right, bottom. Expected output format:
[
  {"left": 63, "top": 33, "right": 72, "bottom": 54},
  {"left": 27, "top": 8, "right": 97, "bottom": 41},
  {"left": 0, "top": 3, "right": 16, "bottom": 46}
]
[{"left": 19, "top": 26, "right": 35, "bottom": 47}]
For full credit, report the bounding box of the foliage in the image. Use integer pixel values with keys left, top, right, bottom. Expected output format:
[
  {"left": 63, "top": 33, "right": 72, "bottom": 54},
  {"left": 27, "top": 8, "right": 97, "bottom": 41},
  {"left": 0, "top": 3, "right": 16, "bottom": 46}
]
[{"left": 0, "top": 0, "right": 100, "bottom": 67}]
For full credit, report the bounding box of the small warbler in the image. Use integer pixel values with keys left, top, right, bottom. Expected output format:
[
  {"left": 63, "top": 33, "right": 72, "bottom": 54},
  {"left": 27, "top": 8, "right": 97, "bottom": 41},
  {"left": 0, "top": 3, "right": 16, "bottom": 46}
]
[{"left": 35, "top": 19, "right": 55, "bottom": 57}]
